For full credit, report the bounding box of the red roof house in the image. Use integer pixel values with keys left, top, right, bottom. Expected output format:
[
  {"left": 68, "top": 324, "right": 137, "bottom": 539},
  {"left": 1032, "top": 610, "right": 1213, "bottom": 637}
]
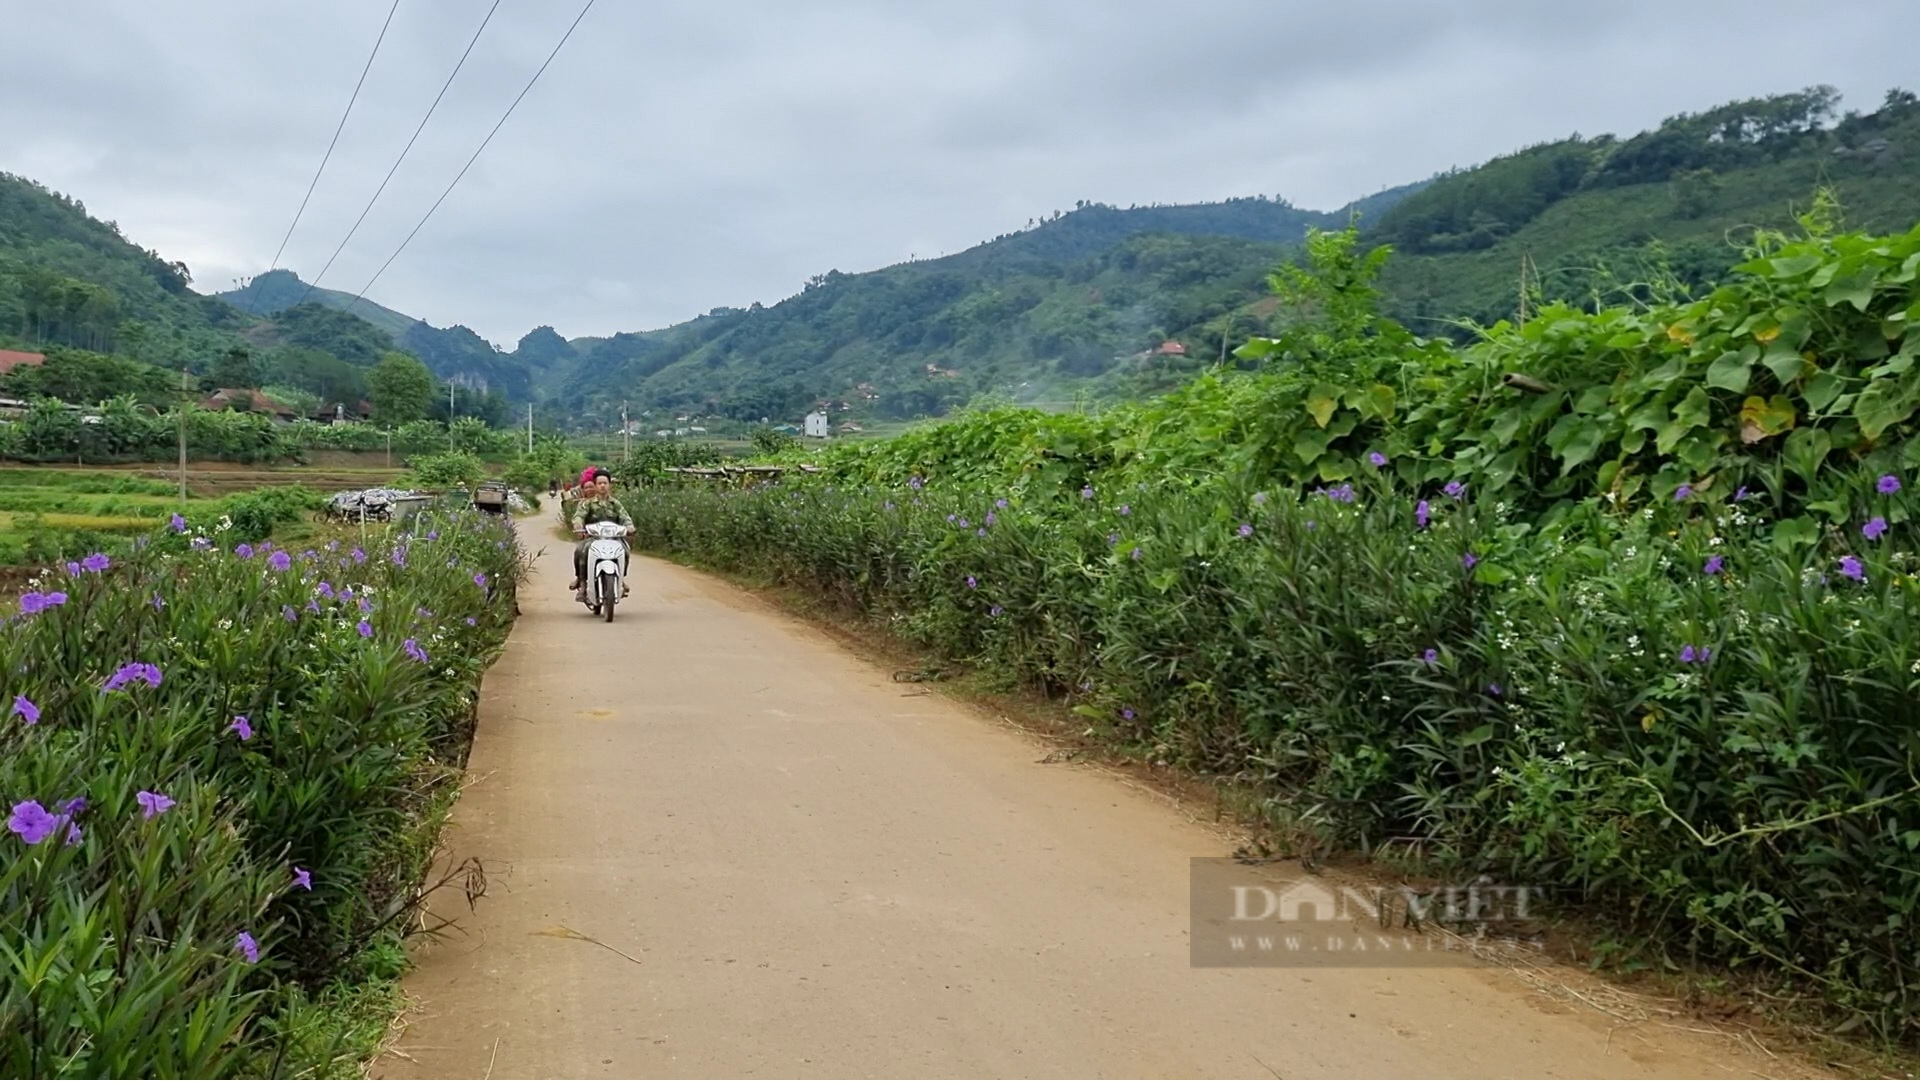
[{"left": 0, "top": 350, "right": 47, "bottom": 375}]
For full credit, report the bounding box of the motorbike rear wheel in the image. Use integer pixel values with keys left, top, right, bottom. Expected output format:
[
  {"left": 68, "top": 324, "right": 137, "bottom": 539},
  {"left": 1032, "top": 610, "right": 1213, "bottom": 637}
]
[{"left": 599, "top": 571, "right": 617, "bottom": 623}]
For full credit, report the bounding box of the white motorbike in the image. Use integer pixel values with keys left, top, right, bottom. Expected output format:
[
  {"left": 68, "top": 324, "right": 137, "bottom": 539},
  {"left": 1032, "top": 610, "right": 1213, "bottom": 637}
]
[{"left": 579, "top": 520, "right": 631, "bottom": 622}]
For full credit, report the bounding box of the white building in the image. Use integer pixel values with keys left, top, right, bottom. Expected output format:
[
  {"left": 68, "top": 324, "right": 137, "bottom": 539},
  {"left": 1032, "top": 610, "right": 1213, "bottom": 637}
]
[{"left": 804, "top": 411, "right": 830, "bottom": 438}]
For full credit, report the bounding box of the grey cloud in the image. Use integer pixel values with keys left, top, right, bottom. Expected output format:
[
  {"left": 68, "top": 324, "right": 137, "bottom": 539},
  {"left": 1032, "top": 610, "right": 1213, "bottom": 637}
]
[{"left": 4, "top": 0, "right": 1917, "bottom": 346}]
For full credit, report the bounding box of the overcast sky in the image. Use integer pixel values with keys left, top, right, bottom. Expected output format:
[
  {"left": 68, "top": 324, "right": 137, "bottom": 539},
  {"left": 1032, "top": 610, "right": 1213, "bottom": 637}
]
[{"left": 5, "top": 1, "right": 1917, "bottom": 348}]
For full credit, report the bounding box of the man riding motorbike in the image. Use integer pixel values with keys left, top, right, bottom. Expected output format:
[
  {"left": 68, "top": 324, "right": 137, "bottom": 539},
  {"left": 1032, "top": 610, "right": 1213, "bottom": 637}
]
[{"left": 570, "top": 471, "right": 634, "bottom": 602}]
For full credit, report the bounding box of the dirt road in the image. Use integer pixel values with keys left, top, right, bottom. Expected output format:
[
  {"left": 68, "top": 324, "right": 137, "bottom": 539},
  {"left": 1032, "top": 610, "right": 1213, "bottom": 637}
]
[{"left": 377, "top": 540, "right": 1798, "bottom": 1079}]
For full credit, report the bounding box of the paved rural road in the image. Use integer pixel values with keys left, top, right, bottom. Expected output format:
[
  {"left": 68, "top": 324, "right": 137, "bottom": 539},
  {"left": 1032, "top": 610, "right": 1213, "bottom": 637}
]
[{"left": 376, "top": 536, "right": 1796, "bottom": 1080}]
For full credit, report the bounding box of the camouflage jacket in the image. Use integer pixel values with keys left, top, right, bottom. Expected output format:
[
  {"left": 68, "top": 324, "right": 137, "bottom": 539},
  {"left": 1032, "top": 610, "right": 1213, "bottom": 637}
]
[{"left": 570, "top": 495, "right": 634, "bottom": 533}]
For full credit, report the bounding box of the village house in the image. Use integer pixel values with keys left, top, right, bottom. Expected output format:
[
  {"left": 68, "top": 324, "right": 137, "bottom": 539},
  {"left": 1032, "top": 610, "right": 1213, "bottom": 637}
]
[
  {"left": 201, "top": 388, "right": 301, "bottom": 424},
  {"left": 0, "top": 349, "right": 47, "bottom": 376}
]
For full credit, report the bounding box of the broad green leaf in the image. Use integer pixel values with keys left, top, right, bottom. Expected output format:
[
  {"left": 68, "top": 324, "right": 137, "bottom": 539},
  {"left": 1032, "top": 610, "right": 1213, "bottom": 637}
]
[
  {"left": 1292, "top": 428, "right": 1331, "bottom": 465},
  {"left": 1768, "top": 253, "right": 1823, "bottom": 279},
  {"left": 1825, "top": 266, "right": 1880, "bottom": 312},
  {"left": 1457, "top": 723, "right": 1497, "bottom": 746},
  {"left": 1853, "top": 379, "right": 1919, "bottom": 440},
  {"left": 1706, "top": 348, "right": 1754, "bottom": 393},
  {"left": 1574, "top": 384, "right": 1612, "bottom": 414},
  {"left": 1770, "top": 516, "right": 1821, "bottom": 552},
  {"left": 1782, "top": 426, "right": 1832, "bottom": 482},
  {"left": 1484, "top": 447, "right": 1524, "bottom": 488},
  {"left": 1804, "top": 371, "right": 1843, "bottom": 413},
  {"left": 1762, "top": 341, "right": 1809, "bottom": 383},
  {"left": 1363, "top": 383, "right": 1396, "bottom": 420},
  {"left": 1546, "top": 414, "right": 1605, "bottom": 472},
  {"left": 1305, "top": 386, "right": 1338, "bottom": 428}
]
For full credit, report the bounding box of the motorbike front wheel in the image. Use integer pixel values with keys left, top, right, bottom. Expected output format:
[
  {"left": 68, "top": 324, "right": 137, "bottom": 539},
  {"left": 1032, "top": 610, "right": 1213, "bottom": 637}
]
[{"left": 599, "top": 571, "right": 618, "bottom": 623}]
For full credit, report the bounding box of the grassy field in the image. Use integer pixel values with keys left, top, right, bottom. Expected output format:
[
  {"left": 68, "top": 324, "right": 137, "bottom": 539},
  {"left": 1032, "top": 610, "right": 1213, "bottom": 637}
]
[{"left": 0, "top": 461, "right": 411, "bottom": 567}]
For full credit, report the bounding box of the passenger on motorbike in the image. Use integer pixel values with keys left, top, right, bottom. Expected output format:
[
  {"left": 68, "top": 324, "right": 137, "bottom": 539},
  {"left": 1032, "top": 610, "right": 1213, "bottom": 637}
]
[{"left": 569, "top": 472, "right": 634, "bottom": 601}]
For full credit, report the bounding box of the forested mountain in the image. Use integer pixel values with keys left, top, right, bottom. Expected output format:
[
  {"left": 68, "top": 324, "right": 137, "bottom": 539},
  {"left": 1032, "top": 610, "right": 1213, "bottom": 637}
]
[
  {"left": 217, "top": 268, "right": 421, "bottom": 340},
  {"left": 545, "top": 84, "right": 1920, "bottom": 425},
  {"left": 5, "top": 83, "right": 1916, "bottom": 432}
]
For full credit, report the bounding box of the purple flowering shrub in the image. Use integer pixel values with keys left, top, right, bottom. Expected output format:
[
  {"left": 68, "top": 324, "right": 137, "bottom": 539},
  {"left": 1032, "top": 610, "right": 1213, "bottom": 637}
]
[
  {"left": 630, "top": 463, "right": 1920, "bottom": 1040},
  {"left": 0, "top": 504, "right": 524, "bottom": 1075}
]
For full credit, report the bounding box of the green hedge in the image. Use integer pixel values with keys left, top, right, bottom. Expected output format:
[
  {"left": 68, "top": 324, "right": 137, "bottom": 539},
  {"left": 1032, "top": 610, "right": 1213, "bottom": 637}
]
[{"left": 1, "top": 505, "right": 523, "bottom": 1075}]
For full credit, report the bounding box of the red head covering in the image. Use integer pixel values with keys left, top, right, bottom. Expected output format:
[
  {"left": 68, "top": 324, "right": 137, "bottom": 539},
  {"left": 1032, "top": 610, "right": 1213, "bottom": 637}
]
[{"left": 580, "top": 466, "right": 600, "bottom": 487}]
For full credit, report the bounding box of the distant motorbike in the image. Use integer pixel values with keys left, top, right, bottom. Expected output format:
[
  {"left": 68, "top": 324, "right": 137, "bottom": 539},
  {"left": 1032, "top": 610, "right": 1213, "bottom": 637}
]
[{"left": 579, "top": 520, "right": 630, "bottom": 622}]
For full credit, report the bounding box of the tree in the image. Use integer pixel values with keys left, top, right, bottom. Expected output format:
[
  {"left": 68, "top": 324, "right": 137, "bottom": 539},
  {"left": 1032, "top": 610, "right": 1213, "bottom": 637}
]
[
  {"left": 207, "top": 346, "right": 257, "bottom": 389},
  {"left": 368, "top": 352, "right": 435, "bottom": 425}
]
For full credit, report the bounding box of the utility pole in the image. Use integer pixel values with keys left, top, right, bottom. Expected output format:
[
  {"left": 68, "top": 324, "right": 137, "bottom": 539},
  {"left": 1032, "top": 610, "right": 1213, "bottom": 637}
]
[
  {"left": 178, "top": 367, "right": 189, "bottom": 503},
  {"left": 527, "top": 403, "right": 534, "bottom": 453},
  {"left": 448, "top": 380, "right": 456, "bottom": 451},
  {"left": 622, "top": 401, "right": 630, "bottom": 459}
]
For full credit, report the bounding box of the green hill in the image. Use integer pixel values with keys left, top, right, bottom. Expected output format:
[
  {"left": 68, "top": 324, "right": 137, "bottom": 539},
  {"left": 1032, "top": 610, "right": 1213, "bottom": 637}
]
[
  {"left": 217, "top": 268, "right": 421, "bottom": 341},
  {"left": 548, "top": 83, "right": 1920, "bottom": 426}
]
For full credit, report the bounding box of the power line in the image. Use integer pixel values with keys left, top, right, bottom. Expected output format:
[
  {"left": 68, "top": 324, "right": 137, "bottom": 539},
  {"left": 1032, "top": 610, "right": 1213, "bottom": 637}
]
[
  {"left": 345, "top": 0, "right": 597, "bottom": 318},
  {"left": 238, "top": 0, "right": 404, "bottom": 315},
  {"left": 294, "top": 0, "right": 504, "bottom": 308}
]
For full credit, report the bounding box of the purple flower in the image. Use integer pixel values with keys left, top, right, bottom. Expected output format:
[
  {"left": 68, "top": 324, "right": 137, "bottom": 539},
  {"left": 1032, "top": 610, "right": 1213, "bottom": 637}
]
[
  {"left": 235, "top": 543, "right": 254, "bottom": 559},
  {"left": 428, "top": 530, "right": 440, "bottom": 541},
  {"left": 995, "top": 498, "right": 1009, "bottom": 509},
  {"left": 403, "top": 638, "right": 428, "bottom": 664},
  {"left": 1422, "top": 648, "right": 1439, "bottom": 666},
  {"left": 965, "top": 576, "right": 977, "bottom": 589},
  {"left": 268, "top": 550, "right": 292, "bottom": 572},
  {"left": 1733, "top": 486, "right": 1752, "bottom": 502},
  {"left": 1119, "top": 504, "right": 1131, "bottom": 516},
  {"left": 474, "top": 572, "right": 488, "bottom": 588},
  {"left": 356, "top": 621, "right": 374, "bottom": 638},
  {"left": 1108, "top": 532, "right": 1120, "bottom": 544},
  {"left": 1121, "top": 707, "right": 1136, "bottom": 721},
  {"left": 136, "top": 790, "right": 176, "bottom": 819},
  {"left": 1703, "top": 555, "right": 1725, "bottom": 575},
  {"left": 81, "top": 552, "right": 110, "bottom": 573},
  {"left": 358, "top": 597, "right": 373, "bottom": 613},
  {"left": 908, "top": 475, "right": 923, "bottom": 490},
  {"left": 1486, "top": 683, "right": 1503, "bottom": 697},
  {"left": 957, "top": 518, "right": 969, "bottom": 528},
  {"left": 1674, "top": 484, "right": 1693, "bottom": 501},
  {"left": 1081, "top": 486, "right": 1095, "bottom": 500},
  {"left": 351, "top": 547, "right": 367, "bottom": 563},
  {"left": 236, "top": 931, "right": 259, "bottom": 964},
  {"left": 230, "top": 715, "right": 253, "bottom": 741},
  {"left": 990, "top": 605, "right": 1004, "bottom": 617},
  {"left": 977, "top": 527, "right": 988, "bottom": 537},
  {"left": 883, "top": 501, "right": 895, "bottom": 511},
  {"left": 1879, "top": 474, "right": 1902, "bottom": 495},
  {"left": 1305, "top": 520, "right": 1316, "bottom": 530},
  {"left": 1864, "top": 516, "right": 1889, "bottom": 540},
  {"left": 317, "top": 581, "right": 334, "bottom": 598},
  {"left": 306, "top": 599, "right": 322, "bottom": 614},
  {"left": 1680, "top": 645, "right": 1714, "bottom": 666},
  {"left": 1443, "top": 481, "right": 1467, "bottom": 500},
  {"left": 391, "top": 546, "right": 408, "bottom": 567},
  {"left": 1129, "top": 547, "right": 1142, "bottom": 560},
  {"left": 151, "top": 593, "right": 166, "bottom": 610},
  {"left": 946, "top": 513, "right": 957, "bottom": 524},
  {"left": 103, "top": 662, "right": 162, "bottom": 692},
  {"left": 12, "top": 694, "right": 39, "bottom": 725},
  {"left": 1238, "top": 523, "right": 1253, "bottom": 537},
  {"left": 1252, "top": 492, "right": 1268, "bottom": 505},
  {"left": 1679, "top": 645, "right": 1697, "bottom": 664},
  {"left": 984, "top": 511, "right": 997, "bottom": 526},
  {"left": 1463, "top": 552, "right": 1479, "bottom": 569},
  {"left": 8, "top": 800, "right": 57, "bottom": 844},
  {"left": 1839, "top": 555, "right": 1865, "bottom": 581},
  {"left": 168, "top": 512, "right": 187, "bottom": 533},
  {"left": 282, "top": 605, "right": 298, "bottom": 622},
  {"left": 1415, "top": 500, "right": 1431, "bottom": 529},
  {"left": 465, "top": 616, "right": 478, "bottom": 626},
  {"left": 293, "top": 866, "right": 312, "bottom": 891},
  {"left": 1369, "top": 452, "right": 1388, "bottom": 467},
  {"left": 64, "top": 560, "right": 80, "bottom": 576},
  {"left": 326, "top": 541, "right": 340, "bottom": 552}
]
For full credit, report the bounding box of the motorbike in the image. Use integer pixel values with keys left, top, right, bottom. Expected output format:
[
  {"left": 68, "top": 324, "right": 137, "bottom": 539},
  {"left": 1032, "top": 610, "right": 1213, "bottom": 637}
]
[{"left": 579, "top": 520, "right": 631, "bottom": 622}]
